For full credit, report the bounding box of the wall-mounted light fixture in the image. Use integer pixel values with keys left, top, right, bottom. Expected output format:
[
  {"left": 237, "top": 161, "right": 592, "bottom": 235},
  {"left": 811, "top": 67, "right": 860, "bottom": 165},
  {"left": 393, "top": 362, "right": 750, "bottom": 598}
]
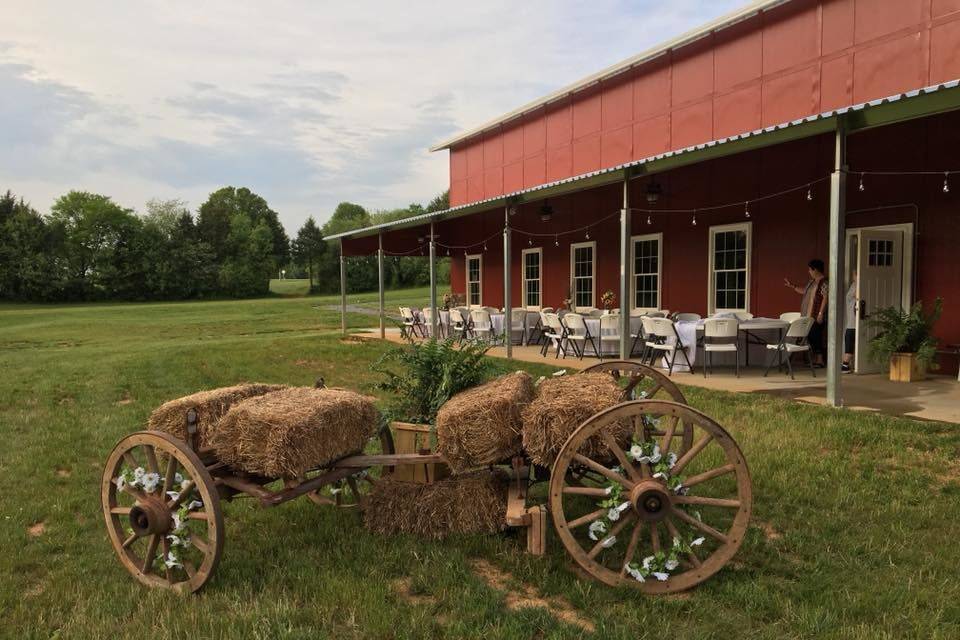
[
  {"left": 645, "top": 181, "right": 662, "bottom": 204},
  {"left": 539, "top": 201, "right": 554, "bottom": 223}
]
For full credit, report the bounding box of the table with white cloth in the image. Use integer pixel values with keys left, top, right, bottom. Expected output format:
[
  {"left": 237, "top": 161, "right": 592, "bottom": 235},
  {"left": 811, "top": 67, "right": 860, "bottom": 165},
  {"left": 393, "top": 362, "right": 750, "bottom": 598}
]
[
  {"left": 665, "top": 317, "right": 788, "bottom": 372},
  {"left": 486, "top": 311, "right": 542, "bottom": 344},
  {"left": 414, "top": 309, "right": 450, "bottom": 337},
  {"left": 573, "top": 316, "right": 644, "bottom": 356}
]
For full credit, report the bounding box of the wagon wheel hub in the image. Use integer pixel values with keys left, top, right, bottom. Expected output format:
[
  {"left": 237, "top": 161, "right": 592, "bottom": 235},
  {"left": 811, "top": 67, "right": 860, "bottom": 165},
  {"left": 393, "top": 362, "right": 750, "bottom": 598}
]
[
  {"left": 630, "top": 480, "right": 672, "bottom": 522},
  {"left": 128, "top": 497, "right": 173, "bottom": 537}
]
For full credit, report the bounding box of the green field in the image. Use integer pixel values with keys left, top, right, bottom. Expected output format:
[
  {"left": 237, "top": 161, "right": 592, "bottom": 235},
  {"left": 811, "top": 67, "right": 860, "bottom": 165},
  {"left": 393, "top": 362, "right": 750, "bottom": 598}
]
[{"left": 2, "top": 290, "right": 959, "bottom": 639}]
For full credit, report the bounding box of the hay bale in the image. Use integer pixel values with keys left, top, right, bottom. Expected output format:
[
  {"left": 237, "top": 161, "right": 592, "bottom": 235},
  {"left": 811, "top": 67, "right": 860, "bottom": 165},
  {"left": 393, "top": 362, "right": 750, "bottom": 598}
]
[
  {"left": 521, "top": 373, "right": 630, "bottom": 467},
  {"left": 209, "top": 387, "right": 380, "bottom": 477},
  {"left": 435, "top": 371, "right": 535, "bottom": 472},
  {"left": 148, "top": 383, "right": 287, "bottom": 447},
  {"left": 363, "top": 470, "right": 507, "bottom": 539}
]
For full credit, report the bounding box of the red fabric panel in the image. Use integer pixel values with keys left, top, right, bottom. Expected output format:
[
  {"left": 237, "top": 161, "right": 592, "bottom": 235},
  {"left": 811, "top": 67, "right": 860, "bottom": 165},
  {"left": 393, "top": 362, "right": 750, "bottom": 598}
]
[
  {"left": 546, "top": 102, "right": 573, "bottom": 148},
  {"left": 853, "top": 32, "right": 927, "bottom": 103},
  {"left": 820, "top": 55, "right": 854, "bottom": 111},
  {"left": 633, "top": 114, "right": 671, "bottom": 160},
  {"left": 762, "top": 65, "right": 819, "bottom": 126},
  {"left": 671, "top": 100, "right": 713, "bottom": 149},
  {"left": 573, "top": 91, "right": 602, "bottom": 139},
  {"left": 929, "top": 18, "right": 960, "bottom": 84},
  {"left": 854, "top": 0, "right": 925, "bottom": 43},
  {"left": 762, "top": 3, "right": 819, "bottom": 74},
  {"left": 571, "top": 132, "right": 601, "bottom": 175},
  {"left": 523, "top": 152, "right": 545, "bottom": 188},
  {"left": 545, "top": 144, "right": 573, "bottom": 182},
  {"left": 713, "top": 84, "right": 762, "bottom": 138}
]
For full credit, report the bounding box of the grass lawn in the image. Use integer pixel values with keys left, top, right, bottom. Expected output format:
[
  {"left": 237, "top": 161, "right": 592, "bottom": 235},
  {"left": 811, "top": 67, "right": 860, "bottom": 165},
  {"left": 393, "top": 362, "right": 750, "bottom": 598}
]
[
  {"left": 2, "top": 289, "right": 959, "bottom": 639},
  {"left": 268, "top": 278, "right": 312, "bottom": 296}
]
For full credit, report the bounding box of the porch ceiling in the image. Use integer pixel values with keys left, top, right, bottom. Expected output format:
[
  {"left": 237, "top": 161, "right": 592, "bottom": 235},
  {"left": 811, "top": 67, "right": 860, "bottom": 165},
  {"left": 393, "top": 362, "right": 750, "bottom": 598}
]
[{"left": 325, "top": 79, "right": 960, "bottom": 244}]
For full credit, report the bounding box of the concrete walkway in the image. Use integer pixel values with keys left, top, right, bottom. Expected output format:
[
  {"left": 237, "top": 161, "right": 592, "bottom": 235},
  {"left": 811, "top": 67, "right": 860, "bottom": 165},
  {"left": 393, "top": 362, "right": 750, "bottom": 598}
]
[{"left": 352, "top": 327, "right": 960, "bottom": 425}]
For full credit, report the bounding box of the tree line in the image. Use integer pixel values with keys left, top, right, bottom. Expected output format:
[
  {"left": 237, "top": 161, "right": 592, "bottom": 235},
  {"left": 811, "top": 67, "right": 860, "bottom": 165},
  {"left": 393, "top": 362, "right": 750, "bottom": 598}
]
[{"left": 0, "top": 187, "right": 449, "bottom": 302}]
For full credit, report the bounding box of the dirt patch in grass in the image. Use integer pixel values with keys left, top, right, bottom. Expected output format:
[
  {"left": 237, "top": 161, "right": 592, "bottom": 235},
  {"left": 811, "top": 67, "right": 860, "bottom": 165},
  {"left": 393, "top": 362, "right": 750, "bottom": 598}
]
[
  {"left": 55, "top": 467, "right": 71, "bottom": 478},
  {"left": 27, "top": 521, "right": 46, "bottom": 537},
  {"left": 294, "top": 359, "right": 322, "bottom": 368},
  {"left": 391, "top": 577, "right": 437, "bottom": 607},
  {"left": 115, "top": 392, "right": 135, "bottom": 406},
  {"left": 470, "top": 559, "right": 595, "bottom": 632},
  {"left": 758, "top": 521, "right": 782, "bottom": 540}
]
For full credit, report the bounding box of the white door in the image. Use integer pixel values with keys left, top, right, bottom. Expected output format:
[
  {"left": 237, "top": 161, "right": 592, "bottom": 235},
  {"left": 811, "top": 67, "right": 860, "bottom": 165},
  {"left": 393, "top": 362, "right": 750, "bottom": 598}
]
[{"left": 854, "top": 229, "right": 904, "bottom": 373}]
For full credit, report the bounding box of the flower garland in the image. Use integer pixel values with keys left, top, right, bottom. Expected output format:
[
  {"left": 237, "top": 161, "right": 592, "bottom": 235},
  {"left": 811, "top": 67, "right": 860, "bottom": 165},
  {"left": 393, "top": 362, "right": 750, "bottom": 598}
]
[
  {"left": 624, "top": 535, "right": 705, "bottom": 583},
  {"left": 115, "top": 466, "right": 203, "bottom": 571}
]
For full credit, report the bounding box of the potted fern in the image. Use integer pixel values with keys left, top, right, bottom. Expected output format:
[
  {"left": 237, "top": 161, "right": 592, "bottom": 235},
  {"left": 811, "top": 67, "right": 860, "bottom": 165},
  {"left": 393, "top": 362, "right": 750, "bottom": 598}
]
[
  {"left": 868, "top": 297, "right": 942, "bottom": 382},
  {"left": 371, "top": 338, "right": 491, "bottom": 481}
]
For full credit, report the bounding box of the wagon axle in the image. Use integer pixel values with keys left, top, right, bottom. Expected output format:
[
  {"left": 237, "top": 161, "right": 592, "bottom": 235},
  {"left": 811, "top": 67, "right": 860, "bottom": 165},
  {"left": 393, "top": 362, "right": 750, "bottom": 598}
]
[
  {"left": 631, "top": 481, "right": 672, "bottom": 522},
  {"left": 128, "top": 499, "right": 172, "bottom": 537}
]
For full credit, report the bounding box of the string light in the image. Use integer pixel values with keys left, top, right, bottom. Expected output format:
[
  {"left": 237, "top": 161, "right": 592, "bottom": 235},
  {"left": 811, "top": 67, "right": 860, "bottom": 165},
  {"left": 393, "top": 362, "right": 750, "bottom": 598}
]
[
  {"left": 528, "top": 237, "right": 533, "bottom": 246},
  {"left": 554, "top": 235, "right": 559, "bottom": 247},
  {"left": 691, "top": 211, "right": 697, "bottom": 226},
  {"left": 806, "top": 186, "right": 813, "bottom": 201},
  {"left": 859, "top": 173, "right": 865, "bottom": 192},
  {"left": 585, "top": 229, "right": 590, "bottom": 240},
  {"left": 744, "top": 201, "right": 750, "bottom": 219},
  {"left": 446, "top": 249, "right": 450, "bottom": 256},
  {"left": 647, "top": 214, "right": 652, "bottom": 225},
  {"left": 944, "top": 172, "right": 951, "bottom": 194}
]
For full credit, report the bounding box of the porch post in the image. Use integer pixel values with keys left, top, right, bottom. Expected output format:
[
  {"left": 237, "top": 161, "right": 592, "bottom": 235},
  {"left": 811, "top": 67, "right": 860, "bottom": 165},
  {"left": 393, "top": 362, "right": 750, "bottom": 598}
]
[
  {"left": 826, "top": 118, "right": 848, "bottom": 406},
  {"left": 339, "top": 240, "right": 347, "bottom": 336},
  {"left": 503, "top": 205, "right": 513, "bottom": 359},
  {"left": 619, "top": 173, "right": 632, "bottom": 359},
  {"left": 429, "top": 221, "right": 438, "bottom": 339},
  {"left": 377, "top": 231, "right": 385, "bottom": 340}
]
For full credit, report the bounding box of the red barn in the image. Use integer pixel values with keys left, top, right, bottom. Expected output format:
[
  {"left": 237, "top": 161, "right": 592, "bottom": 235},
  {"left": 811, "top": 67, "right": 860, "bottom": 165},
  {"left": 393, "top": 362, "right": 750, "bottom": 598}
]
[{"left": 328, "top": 0, "right": 960, "bottom": 405}]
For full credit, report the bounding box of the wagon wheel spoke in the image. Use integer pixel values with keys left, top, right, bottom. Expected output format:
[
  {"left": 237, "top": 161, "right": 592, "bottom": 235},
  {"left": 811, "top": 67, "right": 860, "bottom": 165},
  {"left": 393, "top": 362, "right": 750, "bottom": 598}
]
[
  {"left": 572, "top": 454, "right": 634, "bottom": 489},
  {"left": 111, "top": 506, "right": 132, "bottom": 516},
  {"left": 619, "top": 520, "right": 645, "bottom": 577},
  {"left": 672, "top": 495, "right": 741, "bottom": 509},
  {"left": 682, "top": 464, "right": 736, "bottom": 489},
  {"left": 670, "top": 507, "right": 729, "bottom": 544},
  {"left": 168, "top": 481, "right": 195, "bottom": 508},
  {"left": 659, "top": 416, "right": 678, "bottom": 455},
  {"left": 671, "top": 432, "right": 713, "bottom": 476},
  {"left": 587, "top": 512, "right": 635, "bottom": 560},
  {"left": 141, "top": 534, "right": 161, "bottom": 573},
  {"left": 567, "top": 508, "right": 608, "bottom": 530},
  {"left": 161, "top": 536, "right": 174, "bottom": 582},
  {"left": 122, "top": 450, "right": 139, "bottom": 469},
  {"left": 650, "top": 522, "right": 661, "bottom": 553},
  {"left": 600, "top": 431, "right": 640, "bottom": 483},
  {"left": 161, "top": 455, "right": 179, "bottom": 495},
  {"left": 665, "top": 517, "right": 701, "bottom": 568},
  {"left": 122, "top": 532, "right": 140, "bottom": 549},
  {"left": 143, "top": 444, "right": 160, "bottom": 476}
]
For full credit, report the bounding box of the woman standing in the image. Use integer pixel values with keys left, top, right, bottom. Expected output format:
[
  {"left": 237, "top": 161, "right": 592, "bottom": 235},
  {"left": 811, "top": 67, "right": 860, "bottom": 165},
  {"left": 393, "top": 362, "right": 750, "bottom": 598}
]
[{"left": 783, "top": 259, "right": 828, "bottom": 366}]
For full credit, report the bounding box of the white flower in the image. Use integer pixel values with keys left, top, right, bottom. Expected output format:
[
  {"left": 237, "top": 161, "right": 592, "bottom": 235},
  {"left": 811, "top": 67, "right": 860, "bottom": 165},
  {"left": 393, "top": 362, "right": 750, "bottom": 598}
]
[
  {"left": 665, "top": 558, "right": 679, "bottom": 571},
  {"left": 649, "top": 444, "right": 662, "bottom": 463},
  {"left": 617, "top": 502, "right": 630, "bottom": 513},
  {"left": 552, "top": 369, "right": 567, "bottom": 377},
  {"left": 642, "top": 556, "right": 654, "bottom": 570},
  {"left": 638, "top": 391, "right": 648, "bottom": 399},
  {"left": 166, "top": 533, "right": 189, "bottom": 548},
  {"left": 170, "top": 512, "right": 182, "bottom": 532},
  {"left": 588, "top": 520, "right": 607, "bottom": 541},
  {"left": 600, "top": 536, "right": 617, "bottom": 548},
  {"left": 624, "top": 564, "right": 645, "bottom": 582},
  {"left": 535, "top": 376, "right": 545, "bottom": 386},
  {"left": 653, "top": 471, "right": 667, "bottom": 480},
  {"left": 607, "top": 507, "right": 621, "bottom": 522},
  {"left": 330, "top": 487, "right": 342, "bottom": 495},
  {"left": 691, "top": 537, "right": 705, "bottom": 547},
  {"left": 174, "top": 472, "right": 184, "bottom": 485},
  {"left": 133, "top": 467, "right": 146, "bottom": 480},
  {"left": 652, "top": 572, "right": 669, "bottom": 582},
  {"left": 628, "top": 444, "right": 644, "bottom": 461},
  {"left": 164, "top": 551, "right": 182, "bottom": 569},
  {"left": 187, "top": 500, "right": 203, "bottom": 510},
  {"left": 672, "top": 483, "right": 685, "bottom": 495},
  {"left": 166, "top": 491, "right": 180, "bottom": 502},
  {"left": 141, "top": 472, "right": 161, "bottom": 493},
  {"left": 667, "top": 452, "right": 678, "bottom": 468},
  {"left": 180, "top": 478, "right": 191, "bottom": 491},
  {"left": 115, "top": 475, "right": 127, "bottom": 491},
  {"left": 604, "top": 485, "right": 613, "bottom": 495}
]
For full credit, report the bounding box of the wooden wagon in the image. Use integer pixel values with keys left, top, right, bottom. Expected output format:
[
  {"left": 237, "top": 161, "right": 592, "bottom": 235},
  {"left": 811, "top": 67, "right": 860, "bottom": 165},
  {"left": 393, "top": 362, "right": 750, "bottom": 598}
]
[{"left": 101, "top": 362, "right": 752, "bottom": 594}]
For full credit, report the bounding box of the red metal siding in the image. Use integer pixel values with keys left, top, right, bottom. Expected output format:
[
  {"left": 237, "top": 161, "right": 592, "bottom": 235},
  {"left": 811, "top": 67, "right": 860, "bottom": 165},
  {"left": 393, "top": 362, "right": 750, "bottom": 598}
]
[{"left": 447, "top": 0, "right": 960, "bottom": 208}]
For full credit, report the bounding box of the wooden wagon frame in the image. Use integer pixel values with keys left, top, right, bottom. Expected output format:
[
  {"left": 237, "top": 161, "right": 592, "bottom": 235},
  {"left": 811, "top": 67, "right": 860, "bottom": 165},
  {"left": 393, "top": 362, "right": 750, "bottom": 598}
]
[{"left": 102, "top": 362, "right": 752, "bottom": 594}]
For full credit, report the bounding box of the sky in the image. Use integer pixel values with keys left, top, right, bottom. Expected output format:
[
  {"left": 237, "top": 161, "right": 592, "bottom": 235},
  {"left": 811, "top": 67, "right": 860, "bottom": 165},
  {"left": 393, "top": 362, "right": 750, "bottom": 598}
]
[{"left": 2, "top": 1, "right": 745, "bottom": 234}]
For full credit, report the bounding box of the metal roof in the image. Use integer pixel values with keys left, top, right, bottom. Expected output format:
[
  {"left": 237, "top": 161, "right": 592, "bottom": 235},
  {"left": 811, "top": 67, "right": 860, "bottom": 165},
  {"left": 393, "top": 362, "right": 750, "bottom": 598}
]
[
  {"left": 325, "top": 78, "right": 960, "bottom": 242},
  {"left": 428, "top": 0, "right": 794, "bottom": 152}
]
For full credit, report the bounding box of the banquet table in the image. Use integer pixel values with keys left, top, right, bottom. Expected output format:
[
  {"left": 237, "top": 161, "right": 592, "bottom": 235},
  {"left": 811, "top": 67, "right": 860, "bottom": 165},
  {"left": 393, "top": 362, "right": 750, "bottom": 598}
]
[
  {"left": 576, "top": 316, "right": 644, "bottom": 356},
  {"left": 666, "top": 317, "right": 789, "bottom": 372},
  {"left": 489, "top": 311, "right": 541, "bottom": 344}
]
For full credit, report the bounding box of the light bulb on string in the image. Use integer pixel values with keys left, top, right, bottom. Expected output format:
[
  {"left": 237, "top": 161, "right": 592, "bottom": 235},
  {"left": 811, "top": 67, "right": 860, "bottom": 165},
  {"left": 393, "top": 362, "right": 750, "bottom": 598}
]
[
  {"left": 859, "top": 173, "right": 865, "bottom": 192},
  {"left": 944, "top": 172, "right": 951, "bottom": 194},
  {"left": 691, "top": 211, "right": 697, "bottom": 226},
  {"left": 528, "top": 237, "right": 533, "bottom": 246},
  {"left": 744, "top": 201, "right": 750, "bottom": 219},
  {"left": 647, "top": 214, "right": 652, "bottom": 225},
  {"left": 806, "top": 186, "right": 813, "bottom": 201},
  {"left": 483, "top": 242, "right": 487, "bottom": 251},
  {"left": 585, "top": 229, "right": 590, "bottom": 240},
  {"left": 554, "top": 235, "right": 559, "bottom": 247},
  {"left": 446, "top": 248, "right": 450, "bottom": 256}
]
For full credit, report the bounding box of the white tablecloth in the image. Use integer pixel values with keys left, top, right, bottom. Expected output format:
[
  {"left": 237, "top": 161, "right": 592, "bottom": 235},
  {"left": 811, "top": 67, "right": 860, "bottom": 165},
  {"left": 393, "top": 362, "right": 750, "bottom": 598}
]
[
  {"left": 664, "top": 318, "right": 788, "bottom": 372},
  {"left": 576, "top": 316, "right": 644, "bottom": 356}
]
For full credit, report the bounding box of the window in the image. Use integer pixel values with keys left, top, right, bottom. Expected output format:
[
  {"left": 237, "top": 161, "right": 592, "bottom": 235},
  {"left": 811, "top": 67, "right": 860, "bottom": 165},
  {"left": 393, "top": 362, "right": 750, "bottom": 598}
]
[
  {"left": 868, "top": 238, "right": 894, "bottom": 266},
  {"left": 632, "top": 233, "right": 662, "bottom": 311},
  {"left": 521, "top": 248, "right": 542, "bottom": 309},
  {"left": 708, "top": 223, "right": 751, "bottom": 313},
  {"left": 465, "top": 254, "right": 482, "bottom": 306},
  {"left": 569, "top": 241, "right": 596, "bottom": 309}
]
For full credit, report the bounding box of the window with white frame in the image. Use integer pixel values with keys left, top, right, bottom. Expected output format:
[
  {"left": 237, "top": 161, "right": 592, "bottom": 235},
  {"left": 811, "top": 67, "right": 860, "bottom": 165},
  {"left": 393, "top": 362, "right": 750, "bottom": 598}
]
[
  {"left": 632, "top": 233, "right": 662, "bottom": 311},
  {"left": 521, "top": 248, "right": 541, "bottom": 309},
  {"left": 570, "top": 241, "right": 596, "bottom": 309},
  {"left": 709, "top": 222, "right": 751, "bottom": 313},
  {"left": 466, "top": 254, "right": 482, "bottom": 306}
]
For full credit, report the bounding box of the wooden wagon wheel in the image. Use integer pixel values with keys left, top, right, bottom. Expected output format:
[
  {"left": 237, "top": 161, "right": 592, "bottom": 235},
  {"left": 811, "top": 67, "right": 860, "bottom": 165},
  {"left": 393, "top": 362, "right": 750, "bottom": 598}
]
[
  {"left": 549, "top": 400, "right": 751, "bottom": 594},
  {"left": 581, "top": 361, "right": 693, "bottom": 455},
  {"left": 288, "top": 422, "right": 396, "bottom": 509},
  {"left": 101, "top": 430, "right": 224, "bottom": 593}
]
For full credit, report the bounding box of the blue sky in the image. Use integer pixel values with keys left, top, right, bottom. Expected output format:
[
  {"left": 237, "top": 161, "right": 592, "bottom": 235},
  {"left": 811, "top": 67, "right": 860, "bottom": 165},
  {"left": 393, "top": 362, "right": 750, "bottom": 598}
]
[{"left": 1, "top": 1, "right": 744, "bottom": 233}]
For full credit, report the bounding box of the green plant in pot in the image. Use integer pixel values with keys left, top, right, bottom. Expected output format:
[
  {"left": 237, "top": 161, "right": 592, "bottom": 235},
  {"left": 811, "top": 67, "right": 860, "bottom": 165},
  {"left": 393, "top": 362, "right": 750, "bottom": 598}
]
[
  {"left": 868, "top": 297, "right": 942, "bottom": 382},
  {"left": 370, "top": 338, "right": 492, "bottom": 481}
]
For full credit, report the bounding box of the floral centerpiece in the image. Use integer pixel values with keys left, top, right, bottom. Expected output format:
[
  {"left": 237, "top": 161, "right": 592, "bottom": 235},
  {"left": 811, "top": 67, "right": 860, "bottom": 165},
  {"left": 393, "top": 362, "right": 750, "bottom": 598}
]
[{"left": 601, "top": 290, "right": 616, "bottom": 311}]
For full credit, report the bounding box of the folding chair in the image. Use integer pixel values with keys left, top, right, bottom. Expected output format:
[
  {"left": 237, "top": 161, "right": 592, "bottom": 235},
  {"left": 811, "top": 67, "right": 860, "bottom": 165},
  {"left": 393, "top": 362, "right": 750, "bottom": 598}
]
[
  {"left": 646, "top": 317, "right": 694, "bottom": 375},
  {"left": 509, "top": 308, "right": 527, "bottom": 345},
  {"left": 702, "top": 318, "right": 740, "bottom": 377},
  {"left": 779, "top": 312, "right": 802, "bottom": 323},
  {"left": 598, "top": 314, "right": 620, "bottom": 361},
  {"left": 541, "top": 313, "right": 568, "bottom": 358},
  {"left": 561, "top": 313, "right": 599, "bottom": 360},
  {"left": 764, "top": 316, "right": 816, "bottom": 380},
  {"left": 448, "top": 308, "right": 470, "bottom": 344},
  {"left": 422, "top": 307, "right": 444, "bottom": 339},
  {"left": 470, "top": 309, "right": 497, "bottom": 344}
]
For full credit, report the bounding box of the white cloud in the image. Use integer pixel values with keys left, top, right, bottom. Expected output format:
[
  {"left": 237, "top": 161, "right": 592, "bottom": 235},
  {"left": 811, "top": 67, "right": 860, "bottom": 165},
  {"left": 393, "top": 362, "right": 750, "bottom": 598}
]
[{"left": 1, "top": 0, "right": 743, "bottom": 232}]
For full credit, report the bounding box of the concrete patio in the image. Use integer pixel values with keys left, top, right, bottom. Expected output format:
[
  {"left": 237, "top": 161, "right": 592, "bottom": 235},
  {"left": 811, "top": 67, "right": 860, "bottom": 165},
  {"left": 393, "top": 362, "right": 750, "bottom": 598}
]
[{"left": 353, "top": 327, "right": 960, "bottom": 425}]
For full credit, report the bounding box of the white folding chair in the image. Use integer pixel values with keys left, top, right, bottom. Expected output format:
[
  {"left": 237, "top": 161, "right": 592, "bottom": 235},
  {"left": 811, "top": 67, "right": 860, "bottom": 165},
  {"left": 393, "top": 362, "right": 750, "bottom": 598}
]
[
  {"left": 541, "top": 312, "right": 568, "bottom": 358},
  {"left": 470, "top": 309, "right": 496, "bottom": 344},
  {"left": 561, "top": 313, "right": 598, "bottom": 360},
  {"left": 448, "top": 308, "right": 470, "bottom": 343},
  {"left": 646, "top": 317, "right": 693, "bottom": 375},
  {"left": 588, "top": 309, "right": 605, "bottom": 318},
  {"left": 779, "top": 312, "right": 803, "bottom": 323},
  {"left": 734, "top": 312, "right": 754, "bottom": 321},
  {"left": 598, "top": 314, "right": 621, "bottom": 361},
  {"left": 575, "top": 305, "right": 598, "bottom": 315},
  {"left": 422, "top": 307, "right": 445, "bottom": 339},
  {"left": 632, "top": 315, "right": 654, "bottom": 361},
  {"left": 702, "top": 318, "right": 740, "bottom": 377},
  {"left": 764, "top": 316, "right": 816, "bottom": 379},
  {"left": 510, "top": 308, "right": 527, "bottom": 345},
  {"left": 398, "top": 307, "right": 417, "bottom": 339},
  {"left": 674, "top": 312, "right": 702, "bottom": 322}
]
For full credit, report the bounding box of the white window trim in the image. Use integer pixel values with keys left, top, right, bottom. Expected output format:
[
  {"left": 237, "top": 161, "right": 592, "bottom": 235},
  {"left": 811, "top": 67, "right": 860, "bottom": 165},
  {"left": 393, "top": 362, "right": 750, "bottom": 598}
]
[
  {"left": 569, "top": 241, "right": 597, "bottom": 310},
  {"left": 521, "top": 247, "right": 542, "bottom": 310},
  {"left": 465, "top": 253, "right": 483, "bottom": 306},
  {"left": 631, "top": 232, "right": 662, "bottom": 313},
  {"left": 707, "top": 222, "right": 752, "bottom": 314}
]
